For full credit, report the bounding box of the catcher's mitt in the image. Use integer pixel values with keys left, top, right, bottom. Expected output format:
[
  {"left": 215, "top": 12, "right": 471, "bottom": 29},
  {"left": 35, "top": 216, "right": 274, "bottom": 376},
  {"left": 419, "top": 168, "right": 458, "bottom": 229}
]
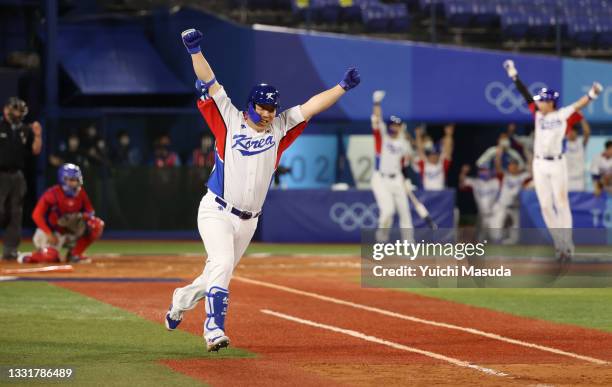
[{"left": 56, "top": 213, "right": 87, "bottom": 237}]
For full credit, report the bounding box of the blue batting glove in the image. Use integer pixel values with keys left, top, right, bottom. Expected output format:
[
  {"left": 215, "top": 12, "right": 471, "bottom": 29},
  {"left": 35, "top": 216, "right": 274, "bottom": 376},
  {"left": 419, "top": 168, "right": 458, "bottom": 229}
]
[
  {"left": 181, "top": 29, "right": 203, "bottom": 54},
  {"left": 339, "top": 67, "right": 360, "bottom": 91}
]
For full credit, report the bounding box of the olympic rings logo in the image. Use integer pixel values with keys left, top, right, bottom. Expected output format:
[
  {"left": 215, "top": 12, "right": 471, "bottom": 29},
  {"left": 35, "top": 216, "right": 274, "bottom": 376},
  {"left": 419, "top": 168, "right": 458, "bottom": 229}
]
[
  {"left": 329, "top": 202, "right": 378, "bottom": 231},
  {"left": 485, "top": 81, "right": 548, "bottom": 114}
]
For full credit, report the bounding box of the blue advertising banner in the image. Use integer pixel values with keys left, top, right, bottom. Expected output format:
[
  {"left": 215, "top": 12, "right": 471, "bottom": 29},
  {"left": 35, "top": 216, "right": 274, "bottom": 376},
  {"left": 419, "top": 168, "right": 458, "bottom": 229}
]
[
  {"left": 411, "top": 46, "right": 561, "bottom": 123},
  {"left": 260, "top": 189, "right": 455, "bottom": 242},
  {"left": 520, "top": 190, "right": 612, "bottom": 229},
  {"left": 562, "top": 58, "right": 612, "bottom": 122}
]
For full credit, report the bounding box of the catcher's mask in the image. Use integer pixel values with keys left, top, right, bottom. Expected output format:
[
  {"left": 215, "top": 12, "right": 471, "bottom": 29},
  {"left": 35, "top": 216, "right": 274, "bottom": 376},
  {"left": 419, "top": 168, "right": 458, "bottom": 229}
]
[{"left": 58, "top": 163, "right": 83, "bottom": 197}]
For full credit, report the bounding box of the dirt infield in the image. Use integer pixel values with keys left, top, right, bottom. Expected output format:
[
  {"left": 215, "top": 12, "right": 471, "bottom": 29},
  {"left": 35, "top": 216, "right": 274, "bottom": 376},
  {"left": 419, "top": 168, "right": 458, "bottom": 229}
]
[{"left": 7, "top": 254, "right": 612, "bottom": 386}]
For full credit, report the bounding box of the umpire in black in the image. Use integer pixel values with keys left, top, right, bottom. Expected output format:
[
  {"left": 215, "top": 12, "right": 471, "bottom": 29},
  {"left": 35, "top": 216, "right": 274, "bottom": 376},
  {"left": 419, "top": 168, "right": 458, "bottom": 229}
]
[{"left": 0, "top": 97, "right": 42, "bottom": 260}]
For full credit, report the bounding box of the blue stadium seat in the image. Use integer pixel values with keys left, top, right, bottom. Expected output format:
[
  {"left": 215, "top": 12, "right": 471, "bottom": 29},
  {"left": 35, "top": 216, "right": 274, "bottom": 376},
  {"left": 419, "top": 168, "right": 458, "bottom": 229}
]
[
  {"left": 528, "top": 12, "right": 554, "bottom": 40},
  {"left": 501, "top": 11, "right": 529, "bottom": 40},
  {"left": 569, "top": 18, "right": 598, "bottom": 47},
  {"left": 594, "top": 15, "right": 612, "bottom": 48},
  {"left": 339, "top": 2, "right": 363, "bottom": 23},
  {"left": 419, "top": 0, "right": 445, "bottom": 17},
  {"left": 311, "top": 0, "right": 341, "bottom": 24},
  {"left": 472, "top": 0, "right": 498, "bottom": 27},
  {"left": 361, "top": 5, "right": 390, "bottom": 32},
  {"left": 388, "top": 3, "right": 410, "bottom": 32},
  {"left": 445, "top": 0, "right": 473, "bottom": 28}
]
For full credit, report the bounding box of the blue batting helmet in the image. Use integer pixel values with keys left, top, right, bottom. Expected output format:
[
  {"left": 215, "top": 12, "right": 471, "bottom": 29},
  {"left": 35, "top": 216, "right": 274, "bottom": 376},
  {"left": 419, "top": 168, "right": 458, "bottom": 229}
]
[
  {"left": 533, "top": 88, "right": 559, "bottom": 105},
  {"left": 247, "top": 83, "right": 280, "bottom": 124},
  {"left": 425, "top": 143, "right": 441, "bottom": 155},
  {"left": 58, "top": 163, "right": 83, "bottom": 197},
  {"left": 386, "top": 116, "right": 405, "bottom": 134}
]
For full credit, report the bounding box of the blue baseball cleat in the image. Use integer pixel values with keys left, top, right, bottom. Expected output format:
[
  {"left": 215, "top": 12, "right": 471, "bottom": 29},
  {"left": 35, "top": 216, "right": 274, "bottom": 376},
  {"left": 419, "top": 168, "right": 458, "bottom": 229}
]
[{"left": 165, "top": 304, "right": 183, "bottom": 331}]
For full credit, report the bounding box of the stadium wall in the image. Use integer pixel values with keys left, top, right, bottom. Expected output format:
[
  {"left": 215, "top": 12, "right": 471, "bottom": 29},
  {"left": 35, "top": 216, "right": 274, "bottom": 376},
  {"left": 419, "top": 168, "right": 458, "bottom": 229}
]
[{"left": 150, "top": 8, "right": 612, "bottom": 124}]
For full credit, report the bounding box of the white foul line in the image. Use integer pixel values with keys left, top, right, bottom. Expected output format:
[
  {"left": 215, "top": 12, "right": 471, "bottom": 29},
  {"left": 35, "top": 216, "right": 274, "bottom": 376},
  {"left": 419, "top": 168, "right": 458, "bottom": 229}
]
[
  {"left": 261, "top": 309, "right": 510, "bottom": 378},
  {"left": 235, "top": 276, "right": 608, "bottom": 365}
]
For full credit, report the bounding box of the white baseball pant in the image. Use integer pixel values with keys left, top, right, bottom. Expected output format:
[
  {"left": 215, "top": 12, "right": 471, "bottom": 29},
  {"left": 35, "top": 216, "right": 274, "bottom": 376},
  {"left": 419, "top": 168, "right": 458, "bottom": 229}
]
[
  {"left": 32, "top": 228, "right": 70, "bottom": 250},
  {"left": 171, "top": 191, "right": 258, "bottom": 340},
  {"left": 489, "top": 205, "right": 520, "bottom": 244},
  {"left": 371, "top": 171, "right": 414, "bottom": 242},
  {"left": 532, "top": 157, "right": 573, "bottom": 251}
]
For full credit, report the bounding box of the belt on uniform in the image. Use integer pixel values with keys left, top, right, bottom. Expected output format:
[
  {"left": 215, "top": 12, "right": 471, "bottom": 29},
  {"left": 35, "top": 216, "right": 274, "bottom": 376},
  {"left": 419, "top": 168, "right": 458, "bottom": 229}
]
[
  {"left": 214, "top": 196, "right": 262, "bottom": 220},
  {"left": 380, "top": 173, "right": 397, "bottom": 178},
  {"left": 535, "top": 155, "right": 563, "bottom": 161}
]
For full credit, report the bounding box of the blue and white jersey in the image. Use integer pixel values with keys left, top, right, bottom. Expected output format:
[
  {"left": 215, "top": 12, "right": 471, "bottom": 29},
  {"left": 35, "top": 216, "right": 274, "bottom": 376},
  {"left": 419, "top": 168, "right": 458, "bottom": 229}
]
[
  {"left": 198, "top": 86, "right": 307, "bottom": 212},
  {"left": 496, "top": 172, "right": 530, "bottom": 207},
  {"left": 532, "top": 105, "right": 581, "bottom": 158},
  {"left": 371, "top": 114, "right": 412, "bottom": 175},
  {"left": 463, "top": 177, "right": 500, "bottom": 215}
]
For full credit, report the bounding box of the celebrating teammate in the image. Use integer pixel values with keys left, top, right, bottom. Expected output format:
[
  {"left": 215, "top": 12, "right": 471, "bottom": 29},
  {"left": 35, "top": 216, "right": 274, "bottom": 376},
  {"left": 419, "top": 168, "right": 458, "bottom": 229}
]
[
  {"left": 165, "top": 28, "right": 361, "bottom": 352},
  {"left": 413, "top": 124, "right": 453, "bottom": 190},
  {"left": 18, "top": 164, "right": 104, "bottom": 264},
  {"left": 489, "top": 155, "right": 531, "bottom": 243},
  {"left": 459, "top": 164, "right": 500, "bottom": 238},
  {"left": 565, "top": 118, "right": 590, "bottom": 191},
  {"left": 590, "top": 140, "right": 612, "bottom": 196},
  {"left": 503, "top": 59, "right": 602, "bottom": 261},
  {"left": 370, "top": 90, "right": 414, "bottom": 242}
]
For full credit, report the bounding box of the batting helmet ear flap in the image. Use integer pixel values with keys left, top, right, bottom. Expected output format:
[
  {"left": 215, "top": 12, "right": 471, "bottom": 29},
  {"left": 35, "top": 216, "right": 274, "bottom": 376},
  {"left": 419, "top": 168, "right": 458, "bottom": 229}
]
[{"left": 247, "top": 102, "right": 262, "bottom": 124}]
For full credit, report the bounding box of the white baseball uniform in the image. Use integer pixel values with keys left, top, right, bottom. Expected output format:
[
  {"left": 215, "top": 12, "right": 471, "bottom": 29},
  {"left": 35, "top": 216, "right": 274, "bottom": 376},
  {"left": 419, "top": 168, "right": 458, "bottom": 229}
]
[
  {"left": 171, "top": 86, "right": 307, "bottom": 341},
  {"left": 370, "top": 115, "right": 413, "bottom": 241},
  {"left": 590, "top": 152, "right": 612, "bottom": 193},
  {"left": 490, "top": 172, "right": 530, "bottom": 242},
  {"left": 462, "top": 176, "right": 500, "bottom": 229},
  {"left": 565, "top": 137, "right": 586, "bottom": 191},
  {"left": 414, "top": 157, "right": 451, "bottom": 190},
  {"left": 530, "top": 103, "right": 581, "bottom": 252}
]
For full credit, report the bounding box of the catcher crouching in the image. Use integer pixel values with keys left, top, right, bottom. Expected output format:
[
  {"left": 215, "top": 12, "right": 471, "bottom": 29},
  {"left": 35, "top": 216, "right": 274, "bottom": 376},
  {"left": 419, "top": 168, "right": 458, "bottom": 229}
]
[{"left": 18, "top": 164, "right": 104, "bottom": 264}]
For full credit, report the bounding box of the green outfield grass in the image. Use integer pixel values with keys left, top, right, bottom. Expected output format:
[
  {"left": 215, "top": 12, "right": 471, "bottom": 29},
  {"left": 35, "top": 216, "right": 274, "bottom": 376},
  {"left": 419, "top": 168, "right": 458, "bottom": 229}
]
[
  {"left": 403, "top": 288, "right": 612, "bottom": 333},
  {"left": 0, "top": 282, "right": 252, "bottom": 386}
]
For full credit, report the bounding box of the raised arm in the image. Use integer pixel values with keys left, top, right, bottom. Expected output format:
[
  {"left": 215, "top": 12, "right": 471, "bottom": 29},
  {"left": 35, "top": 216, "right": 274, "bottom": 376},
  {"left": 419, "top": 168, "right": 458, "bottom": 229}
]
[
  {"left": 571, "top": 82, "right": 603, "bottom": 112},
  {"left": 503, "top": 60, "right": 534, "bottom": 107},
  {"left": 414, "top": 125, "right": 426, "bottom": 161},
  {"left": 372, "top": 90, "right": 385, "bottom": 125},
  {"left": 494, "top": 146, "right": 504, "bottom": 176},
  {"left": 181, "top": 29, "right": 220, "bottom": 97},
  {"left": 300, "top": 67, "right": 360, "bottom": 122},
  {"left": 476, "top": 146, "right": 496, "bottom": 168},
  {"left": 581, "top": 118, "right": 591, "bottom": 146},
  {"left": 441, "top": 124, "right": 454, "bottom": 160}
]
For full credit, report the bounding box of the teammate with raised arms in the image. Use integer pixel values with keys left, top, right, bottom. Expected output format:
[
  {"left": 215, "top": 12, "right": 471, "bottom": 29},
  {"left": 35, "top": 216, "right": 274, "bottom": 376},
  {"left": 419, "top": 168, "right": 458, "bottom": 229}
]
[
  {"left": 502, "top": 59, "right": 602, "bottom": 261},
  {"left": 165, "top": 28, "right": 361, "bottom": 352},
  {"left": 370, "top": 90, "right": 414, "bottom": 242}
]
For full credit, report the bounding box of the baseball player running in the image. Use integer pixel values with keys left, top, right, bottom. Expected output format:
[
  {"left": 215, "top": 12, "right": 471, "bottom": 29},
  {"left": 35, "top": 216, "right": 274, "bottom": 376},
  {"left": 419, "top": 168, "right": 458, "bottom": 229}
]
[
  {"left": 19, "top": 164, "right": 104, "bottom": 263},
  {"left": 565, "top": 117, "right": 590, "bottom": 191},
  {"left": 165, "top": 28, "right": 361, "bottom": 352},
  {"left": 503, "top": 59, "right": 602, "bottom": 260}
]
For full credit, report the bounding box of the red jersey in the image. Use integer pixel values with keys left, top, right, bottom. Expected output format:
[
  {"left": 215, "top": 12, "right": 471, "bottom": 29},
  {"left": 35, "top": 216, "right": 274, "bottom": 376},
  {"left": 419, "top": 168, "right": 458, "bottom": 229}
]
[{"left": 32, "top": 185, "right": 94, "bottom": 234}]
